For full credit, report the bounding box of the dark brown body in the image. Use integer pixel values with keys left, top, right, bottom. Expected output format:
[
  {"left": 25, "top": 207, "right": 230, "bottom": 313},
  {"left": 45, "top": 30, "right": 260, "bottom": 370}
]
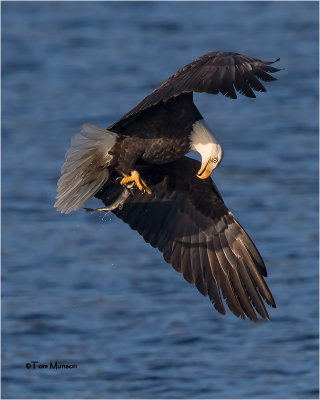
[{"left": 108, "top": 94, "right": 202, "bottom": 174}]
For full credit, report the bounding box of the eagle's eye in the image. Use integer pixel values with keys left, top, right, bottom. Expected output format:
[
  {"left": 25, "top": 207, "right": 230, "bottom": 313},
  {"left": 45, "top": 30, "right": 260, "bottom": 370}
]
[{"left": 213, "top": 158, "right": 218, "bottom": 163}]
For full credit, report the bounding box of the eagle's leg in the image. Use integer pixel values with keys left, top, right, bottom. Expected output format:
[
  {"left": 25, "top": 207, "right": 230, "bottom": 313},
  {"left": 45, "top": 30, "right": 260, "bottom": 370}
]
[{"left": 120, "top": 170, "right": 152, "bottom": 194}]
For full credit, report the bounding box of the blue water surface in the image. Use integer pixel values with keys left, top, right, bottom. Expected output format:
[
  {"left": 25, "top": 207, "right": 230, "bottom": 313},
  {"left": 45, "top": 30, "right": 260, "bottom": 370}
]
[{"left": 2, "top": 2, "right": 319, "bottom": 399}]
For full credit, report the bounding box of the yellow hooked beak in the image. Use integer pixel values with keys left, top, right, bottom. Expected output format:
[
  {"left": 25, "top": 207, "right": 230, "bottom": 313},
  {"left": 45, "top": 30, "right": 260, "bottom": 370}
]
[{"left": 197, "top": 158, "right": 218, "bottom": 179}]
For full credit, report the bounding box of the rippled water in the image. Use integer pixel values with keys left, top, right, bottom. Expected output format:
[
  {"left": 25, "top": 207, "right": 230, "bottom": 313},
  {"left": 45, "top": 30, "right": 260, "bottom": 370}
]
[{"left": 2, "top": 2, "right": 318, "bottom": 399}]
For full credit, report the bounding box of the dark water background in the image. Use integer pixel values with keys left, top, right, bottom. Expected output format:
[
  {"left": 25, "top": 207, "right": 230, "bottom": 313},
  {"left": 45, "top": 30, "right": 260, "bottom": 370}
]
[{"left": 2, "top": 2, "right": 319, "bottom": 399}]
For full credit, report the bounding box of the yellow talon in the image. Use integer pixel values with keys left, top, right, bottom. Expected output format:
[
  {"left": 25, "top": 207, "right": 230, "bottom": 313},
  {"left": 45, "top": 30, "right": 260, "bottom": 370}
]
[{"left": 120, "top": 170, "right": 152, "bottom": 194}]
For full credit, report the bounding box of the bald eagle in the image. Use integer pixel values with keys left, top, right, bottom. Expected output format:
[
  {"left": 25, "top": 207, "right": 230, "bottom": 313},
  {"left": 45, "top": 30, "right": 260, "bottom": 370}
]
[{"left": 55, "top": 51, "right": 280, "bottom": 321}]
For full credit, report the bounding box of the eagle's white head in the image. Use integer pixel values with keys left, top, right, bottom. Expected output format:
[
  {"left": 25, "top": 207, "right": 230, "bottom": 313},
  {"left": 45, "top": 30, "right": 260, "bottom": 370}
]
[{"left": 190, "top": 119, "right": 224, "bottom": 179}]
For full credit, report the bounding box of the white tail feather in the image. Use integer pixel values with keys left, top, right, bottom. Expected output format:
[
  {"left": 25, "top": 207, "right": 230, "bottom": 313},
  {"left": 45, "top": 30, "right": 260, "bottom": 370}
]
[{"left": 55, "top": 124, "right": 117, "bottom": 214}]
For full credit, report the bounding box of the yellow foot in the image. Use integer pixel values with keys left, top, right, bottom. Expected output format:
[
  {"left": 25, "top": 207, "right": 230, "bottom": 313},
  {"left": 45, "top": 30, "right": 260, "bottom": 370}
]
[{"left": 120, "top": 170, "right": 152, "bottom": 194}]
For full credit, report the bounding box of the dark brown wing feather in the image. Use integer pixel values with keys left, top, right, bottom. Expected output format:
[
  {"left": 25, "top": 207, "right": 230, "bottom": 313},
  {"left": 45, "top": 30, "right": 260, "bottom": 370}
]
[
  {"left": 110, "top": 51, "right": 280, "bottom": 129},
  {"left": 95, "top": 157, "right": 276, "bottom": 321}
]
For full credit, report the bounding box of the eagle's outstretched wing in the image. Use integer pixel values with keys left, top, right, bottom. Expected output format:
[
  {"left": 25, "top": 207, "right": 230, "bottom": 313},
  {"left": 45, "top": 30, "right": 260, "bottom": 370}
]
[
  {"left": 95, "top": 157, "right": 276, "bottom": 321},
  {"left": 110, "top": 51, "right": 280, "bottom": 130}
]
